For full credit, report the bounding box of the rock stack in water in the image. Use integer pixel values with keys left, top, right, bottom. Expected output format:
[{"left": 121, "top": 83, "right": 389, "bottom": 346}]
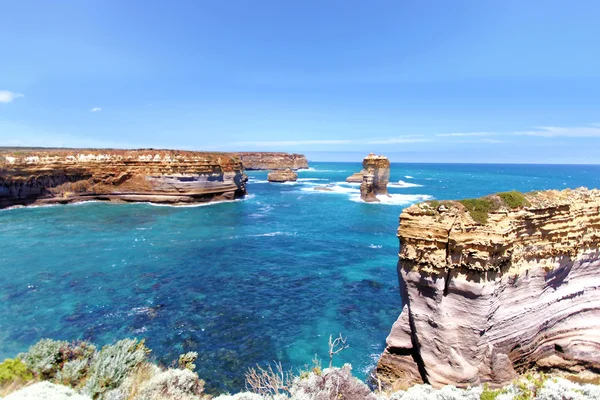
[
  {"left": 377, "top": 188, "right": 600, "bottom": 388},
  {"left": 346, "top": 153, "right": 390, "bottom": 202},
  {"left": 267, "top": 168, "right": 298, "bottom": 183}
]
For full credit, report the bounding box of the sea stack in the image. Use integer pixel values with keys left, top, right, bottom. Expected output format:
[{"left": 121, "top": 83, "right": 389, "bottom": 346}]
[
  {"left": 267, "top": 168, "right": 298, "bottom": 183},
  {"left": 346, "top": 153, "right": 390, "bottom": 202},
  {"left": 0, "top": 149, "right": 247, "bottom": 208},
  {"left": 376, "top": 188, "right": 600, "bottom": 388}
]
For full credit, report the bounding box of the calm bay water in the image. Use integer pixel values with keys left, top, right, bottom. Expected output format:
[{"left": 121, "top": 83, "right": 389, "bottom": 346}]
[{"left": 1, "top": 162, "right": 599, "bottom": 392}]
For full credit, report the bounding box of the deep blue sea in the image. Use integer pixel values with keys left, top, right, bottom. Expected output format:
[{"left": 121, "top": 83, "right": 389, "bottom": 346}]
[{"left": 1, "top": 162, "right": 600, "bottom": 392}]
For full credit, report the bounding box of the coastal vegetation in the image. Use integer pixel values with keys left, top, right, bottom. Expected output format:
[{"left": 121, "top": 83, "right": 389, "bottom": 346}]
[
  {"left": 457, "top": 190, "right": 531, "bottom": 224},
  {"left": 1, "top": 338, "right": 599, "bottom": 399}
]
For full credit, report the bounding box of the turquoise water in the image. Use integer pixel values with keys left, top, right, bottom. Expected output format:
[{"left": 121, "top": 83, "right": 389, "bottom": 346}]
[{"left": 1, "top": 162, "right": 600, "bottom": 392}]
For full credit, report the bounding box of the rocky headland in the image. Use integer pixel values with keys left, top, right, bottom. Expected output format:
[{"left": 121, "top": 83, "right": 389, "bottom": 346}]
[
  {"left": 346, "top": 153, "right": 390, "bottom": 202},
  {"left": 377, "top": 188, "right": 600, "bottom": 389},
  {"left": 233, "top": 152, "right": 308, "bottom": 170},
  {"left": 0, "top": 148, "right": 248, "bottom": 208},
  {"left": 267, "top": 168, "right": 298, "bottom": 183}
]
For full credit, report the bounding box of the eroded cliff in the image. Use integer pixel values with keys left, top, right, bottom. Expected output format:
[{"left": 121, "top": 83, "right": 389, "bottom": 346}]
[
  {"left": 233, "top": 152, "right": 308, "bottom": 170},
  {"left": 0, "top": 149, "right": 247, "bottom": 208},
  {"left": 377, "top": 188, "right": 600, "bottom": 389}
]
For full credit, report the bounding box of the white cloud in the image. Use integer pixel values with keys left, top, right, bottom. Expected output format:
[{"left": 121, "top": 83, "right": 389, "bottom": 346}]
[
  {"left": 515, "top": 125, "right": 600, "bottom": 137},
  {"left": 0, "top": 91, "right": 24, "bottom": 103},
  {"left": 367, "top": 136, "right": 432, "bottom": 144},
  {"left": 231, "top": 139, "right": 353, "bottom": 147},
  {"left": 90, "top": 107, "right": 102, "bottom": 112},
  {"left": 436, "top": 132, "right": 494, "bottom": 137}
]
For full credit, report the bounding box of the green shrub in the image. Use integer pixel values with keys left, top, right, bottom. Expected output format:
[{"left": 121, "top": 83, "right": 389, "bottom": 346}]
[
  {"left": 459, "top": 198, "right": 495, "bottom": 224},
  {"left": 0, "top": 358, "right": 33, "bottom": 385},
  {"left": 178, "top": 352, "right": 198, "bottom": 371},
  {"left": 56, "top": 359, "right": 89, "bottom": 387},
  {"left": 497, "top": 191, "right": 530, "bottom": 209},
  {"left": 22, "top": 339, "right": 68, "bottom": 379},
  {"left": 428, "top": 200, "right": 441, "bottom": 209},
  {"left": 480, "top": 383, "right": 505, "bottom": 400},
  {"left": 84, "top": 338, "right": 150, "bottom": 399}
]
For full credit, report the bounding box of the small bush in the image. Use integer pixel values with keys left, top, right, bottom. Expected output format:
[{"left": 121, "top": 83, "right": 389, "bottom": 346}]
[
  {"left": 480, "top": 383, "right": 505, "bottom": 400},
  {"left": 178, "top": 352, "right": 199, "bottom": 371},
  {"left": 0, "top": 358, "right": 33, "bottom": 385},
  {"left": 84, "top": 338, "right": 150, "bottom": 399},
  {"left": 135, "top": 368, "right": 205, "bottom": 400},
  {"left": 22, "top": 338, "right": 68, "bottom": 379},
  {"left": 497, "top": 191, "right": 530, "bottom": 209},
  {"left": 289, "top": 364, "right": 377, "bottom": 400},
  {"left": 459, "top": 198, "right": 495, "bottom": 224},
  {"left": 428, "top": 200, "right": 441, "bottom": 209},
  {"left": 56, "top": 359, "right": 89, "bottom": 387}
]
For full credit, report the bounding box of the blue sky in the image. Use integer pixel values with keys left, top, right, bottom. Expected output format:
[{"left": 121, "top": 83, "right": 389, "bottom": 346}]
[{"left": 1, "top": 0, "right": 600, "bottom": 163}]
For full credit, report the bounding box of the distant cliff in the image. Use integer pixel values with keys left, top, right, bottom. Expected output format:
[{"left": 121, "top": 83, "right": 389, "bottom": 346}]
[
  {"left": 377, "top": 188, "right": 600, "bottom": 388},
  {"left": 233, "top": 152, "right": 308, "bottom": 170},
  {"left": 0, "top": 149, "right": 247, "bottom": 208}
]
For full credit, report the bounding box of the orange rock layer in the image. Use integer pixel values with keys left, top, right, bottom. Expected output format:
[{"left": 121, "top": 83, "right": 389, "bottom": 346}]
[
  {"left": 0, "top": 149, "right": 247, "bottom": 208},
  {"left": 233, "top": 152, "right": 308, "bottom": 170}
]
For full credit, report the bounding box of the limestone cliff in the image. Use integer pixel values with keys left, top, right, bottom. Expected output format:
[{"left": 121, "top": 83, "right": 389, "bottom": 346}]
[
  {"left": 346, "top": 154, "right": 390, "bottom": 202},
  {"left": 0, "top": 148, "right": 247, "bottom": 208},
  {"left": 377, "top": 188, "right": 600, "bottom": 389},
  {"left": 233, "top": 152, "right": 308, "bottom": 170}
]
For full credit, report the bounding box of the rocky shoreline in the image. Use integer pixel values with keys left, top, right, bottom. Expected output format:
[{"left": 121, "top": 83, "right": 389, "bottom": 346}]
[{"left": 377, "top": 188, "right": 600, "bottom": 389}]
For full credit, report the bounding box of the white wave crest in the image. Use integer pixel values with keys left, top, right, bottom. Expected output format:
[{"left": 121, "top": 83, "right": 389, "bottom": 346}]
[
  {"left": 251, "top": 231, "right": 296, "bottom": 237},
  {"left": 301, "top": 185, "right": 360, "bottom": 194},
  {"left": 368, "top": 244, "right": 382, "bottom": 249},
  {"left": 388, "top": 180, "right": 423, "bottom": 188},
  {"left": 404, "top": 175, "right": 414, "bottom": 179},
  {"left": 350, "top": 193, "right": 433, "bottom": 205}
]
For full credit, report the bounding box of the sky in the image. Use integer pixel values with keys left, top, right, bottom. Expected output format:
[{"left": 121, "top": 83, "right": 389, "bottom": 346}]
[{"left": 1, "top": 0, "right": 600, "bottom": 163}]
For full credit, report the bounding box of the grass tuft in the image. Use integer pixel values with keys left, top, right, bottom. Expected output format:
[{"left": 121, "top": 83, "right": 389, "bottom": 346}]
[{"left": 497, "top": 191, "right": 531, "bottom": 209}]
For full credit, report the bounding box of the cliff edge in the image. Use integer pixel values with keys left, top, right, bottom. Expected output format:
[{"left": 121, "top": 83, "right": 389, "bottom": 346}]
[
  {"left": 377, "top": 188, "right": 600, "bottom": 389},
  {"left": 0, "top": 149, "right": 247, "bottom": 208},
  {"left": 233, "top": 152, "right": 308, "bottom": 170}
]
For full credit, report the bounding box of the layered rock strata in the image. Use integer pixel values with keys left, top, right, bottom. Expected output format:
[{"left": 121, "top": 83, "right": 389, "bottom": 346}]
[
  {"left": 267, "top": 168, "right": 298, "bottom": 183},
  {"left": 233, "top": 152, "right": 308, "bottom": 170},
  {"left": 0, "top": 149, "right": 247, "bottom": 208},
  {"left": 377, "top": 188, "right": 600, "bottom": 389},
  {"left": 346, "top": 154, "right": 390, "bottom": 202}
]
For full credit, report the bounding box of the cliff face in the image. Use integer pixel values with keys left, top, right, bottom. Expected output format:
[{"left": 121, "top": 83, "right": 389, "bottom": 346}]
[
  {"left": 346, "top": 154, "right": 390, "bottom": 202},
  {"left": 233, "top": 152, "right": 308, "bottom": 170},
  {"left": 0, "top": 149, "right": 247, "bottom": 208},
  {"left": 377, "top": 188, "right": 600, "bottom": 388}
]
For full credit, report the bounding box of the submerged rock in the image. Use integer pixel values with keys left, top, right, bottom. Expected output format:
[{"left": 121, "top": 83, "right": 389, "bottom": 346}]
[
  {"left": 377, "top": 188, "right": 600, "bottom": 388},
  {"left": 267, "top": 168, "right": 298, "bottom": 183}
]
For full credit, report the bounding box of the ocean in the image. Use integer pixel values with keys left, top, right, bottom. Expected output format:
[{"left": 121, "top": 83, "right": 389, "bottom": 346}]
[{"left": 1, "top": 162, "right": 599, "bottom": 392}]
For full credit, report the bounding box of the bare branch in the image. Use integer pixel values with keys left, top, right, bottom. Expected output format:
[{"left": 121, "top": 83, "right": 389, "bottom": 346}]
[
  {"left": 328, "top": 333, "right": 349, "bottom": 368},
  {"left": 244, "top": 361, "right": 295, "bottom": 396}
]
